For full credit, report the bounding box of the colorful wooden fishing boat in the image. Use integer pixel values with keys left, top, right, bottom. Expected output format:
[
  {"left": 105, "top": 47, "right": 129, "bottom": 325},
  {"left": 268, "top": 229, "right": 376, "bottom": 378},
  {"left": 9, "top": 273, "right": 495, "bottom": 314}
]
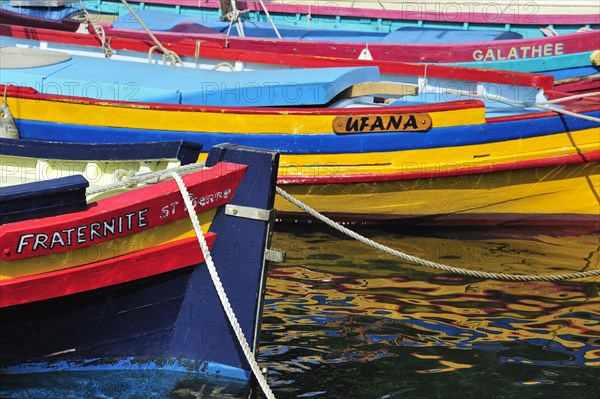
[
  {"left": 4, "top": 22, "right": 590, "bottom": 95},
  {"left": 1, "top": 42, "right": 598, "bottom": 226},
  {"left": 0, "top": 142, "right": 280, "bottom": 381},
  {"left": 8, "top": 0, "right": 599, "bottom": 34},
  {"left": 4, "top": 0, "right": 597, "bottom": 88},
  {"left": 0, "top": 2, "right": 600, "bottom": 92}
]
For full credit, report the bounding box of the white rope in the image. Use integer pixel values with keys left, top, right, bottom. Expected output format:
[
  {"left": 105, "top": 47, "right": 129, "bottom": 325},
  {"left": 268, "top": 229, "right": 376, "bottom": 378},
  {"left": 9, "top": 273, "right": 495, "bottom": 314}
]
[
  {"left": 194, "top": 40, "right": 205, "bottom": 68},
  {"left": 212, "top": 62, "right": 235, "bottom": 71},
  {"left": 536, "top": 92, "right": 600, "bottom": 104},
  {"left": 276, "top": 187, "right": 600, "bottom": 282},
  {"left": 438, "top": 88, "right": 600, "bottom": 123},
  {"left": 225, "top": 17, "right": 235, "bottom": 48},
  {"left": 1, "top": 85, "right": 19, "bottom": 139},
  {"left": 85, "top": 162, "right": 206, "bottom": 197},
  {"left": 257, "top": 0, "right": 282, "bottom": 39},
  {"left": 171, "top": 172, "right": 276, "bottom": 399},
  {"left": 228, "top": 0, "right": 245, "bottom": 37}
]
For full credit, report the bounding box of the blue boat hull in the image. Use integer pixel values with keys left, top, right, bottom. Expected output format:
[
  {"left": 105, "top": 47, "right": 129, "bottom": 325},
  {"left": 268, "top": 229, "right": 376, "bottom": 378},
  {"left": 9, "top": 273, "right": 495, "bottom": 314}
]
[{"left": 0, "top": 267, "right": 253, "bottom": 379}]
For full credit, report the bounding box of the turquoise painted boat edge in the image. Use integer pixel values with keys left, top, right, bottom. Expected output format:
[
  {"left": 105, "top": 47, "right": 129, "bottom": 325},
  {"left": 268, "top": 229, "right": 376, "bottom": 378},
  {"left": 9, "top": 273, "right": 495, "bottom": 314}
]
[
  {"left": 450, "top": 51, "right": 598, "bottom": 73},
  {"left": 109, "top": 8, "right": 523, "bottom": 43}
]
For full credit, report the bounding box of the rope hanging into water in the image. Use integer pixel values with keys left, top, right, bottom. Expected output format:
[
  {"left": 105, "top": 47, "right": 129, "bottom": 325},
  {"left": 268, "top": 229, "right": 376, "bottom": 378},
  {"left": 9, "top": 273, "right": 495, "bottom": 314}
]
[
  {"left": 276, "top": 187, "right": 600, "bottom": 282},
  {"left": 171, "top": 172, "right": 276, "bottom": 399},
  {"left": 118, "top": 0, "right": 183, "bottom": 66},
  {"left": 88, "top": 165, "right": 278, "bottom": 396}
]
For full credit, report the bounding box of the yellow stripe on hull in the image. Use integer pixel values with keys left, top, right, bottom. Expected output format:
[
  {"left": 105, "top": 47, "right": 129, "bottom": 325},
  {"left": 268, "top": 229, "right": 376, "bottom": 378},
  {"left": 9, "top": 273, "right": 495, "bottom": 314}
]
[
  {"left": 275, "top": 162, "right": 600, "bottom": 218},
  {"left": 272, "top": 127, "right": 599, "bottom": 177},
  {"left": 0, "top": 210, "right": 215, "bottom": 280},
  {"left": 7, "top": 97, "right": 486, "bottom": 133}
]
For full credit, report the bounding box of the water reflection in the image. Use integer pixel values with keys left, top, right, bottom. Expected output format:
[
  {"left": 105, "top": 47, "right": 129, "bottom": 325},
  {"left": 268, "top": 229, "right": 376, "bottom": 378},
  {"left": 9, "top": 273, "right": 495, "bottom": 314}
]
[
  {"left": 1, "top": 225, "right": 597, "bottom": 398},
  {"left": 262, "top": 224, "right": 599, "bottom": 398},
  {"left": 0, "top": 370, "right": 254, "bottom": 398}
]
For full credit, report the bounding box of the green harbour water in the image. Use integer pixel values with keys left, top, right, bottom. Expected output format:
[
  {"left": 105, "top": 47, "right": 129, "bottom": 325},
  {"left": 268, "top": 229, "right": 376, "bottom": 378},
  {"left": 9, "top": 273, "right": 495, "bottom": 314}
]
[{"left": 1, "top": 224, "right": 598, "bottom": 398}]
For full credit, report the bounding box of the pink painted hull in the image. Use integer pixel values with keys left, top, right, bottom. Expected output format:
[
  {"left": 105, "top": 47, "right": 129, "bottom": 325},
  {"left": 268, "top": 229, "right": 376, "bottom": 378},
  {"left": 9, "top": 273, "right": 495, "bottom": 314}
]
[{"left": 152, "top": 0, "right": 600, "bottom": 26}]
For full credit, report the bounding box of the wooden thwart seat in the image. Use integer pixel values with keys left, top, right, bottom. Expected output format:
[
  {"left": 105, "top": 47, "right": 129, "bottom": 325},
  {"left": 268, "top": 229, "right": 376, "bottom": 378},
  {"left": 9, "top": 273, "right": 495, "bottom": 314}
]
[{"left": 337, "top": 81, "right": 419, "bottom": 99}]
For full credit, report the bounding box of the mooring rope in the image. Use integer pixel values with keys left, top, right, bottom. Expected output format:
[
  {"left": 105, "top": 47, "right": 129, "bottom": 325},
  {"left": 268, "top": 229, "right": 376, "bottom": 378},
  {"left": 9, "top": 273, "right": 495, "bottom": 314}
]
[
  {"left": 85, "top": 162, "right": 206, "bottom": 197},
  {"left": 257, "top": 0, "right": 282, "bottom": 39},
  {"left": 118, "top": 0, "right": 183, "bottom": 66},
  {"left": 1, "top": 85, "right": 19, "bottom": 139},
  {"left": 538, "top": 91, "right": 600, "bottom": 104},
  {"left": 172, "top": 172, "right": 276, "bottom": 399},
  {"left": 438, "top": 88, "right": 600, "bottom": 123},
  {"left": 77, "top": 0, "right": 114, "bottom": 58},
  {"left": 276, "top": 187, "right": 600, "bottom": 282},
  {"left": 225, "top": 0, "right": 246, "bottom": 38}
]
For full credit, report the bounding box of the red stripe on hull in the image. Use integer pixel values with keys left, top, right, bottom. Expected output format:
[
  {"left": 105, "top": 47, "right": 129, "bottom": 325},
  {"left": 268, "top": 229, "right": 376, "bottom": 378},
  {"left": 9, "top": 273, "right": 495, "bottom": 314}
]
[
  {"left": 0, "top": 235, "right": 215, "bottom": 307},
  {"left": 0, "top": 163, "right": 245, "bottom": 261},
  {"left": 555, "top": 77, "right": 600, "bottom": 95},
  {"left": 101, "top": 25, "right": 598, "bottom": 64}
]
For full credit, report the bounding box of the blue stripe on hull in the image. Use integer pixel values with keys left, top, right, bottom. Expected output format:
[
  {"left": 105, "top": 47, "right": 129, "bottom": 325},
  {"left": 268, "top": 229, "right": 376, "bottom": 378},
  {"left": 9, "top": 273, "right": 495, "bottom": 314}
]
[
  {"left": 547, "top": 66, "right": 600, "bottom": 80},
  {"left": 15, "top": 111, "right": 600, "bottom": 154}
]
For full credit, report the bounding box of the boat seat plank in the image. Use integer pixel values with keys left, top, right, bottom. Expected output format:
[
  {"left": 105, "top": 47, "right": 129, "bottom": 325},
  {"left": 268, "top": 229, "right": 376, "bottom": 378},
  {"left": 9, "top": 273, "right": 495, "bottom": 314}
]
[{"left": 337, "top": 81, "right": 418, "bottom": 99}]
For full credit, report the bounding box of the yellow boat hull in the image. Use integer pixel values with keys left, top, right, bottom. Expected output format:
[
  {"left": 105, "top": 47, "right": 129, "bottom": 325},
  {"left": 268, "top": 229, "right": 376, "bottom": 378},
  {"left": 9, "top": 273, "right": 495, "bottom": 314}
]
[{"left": 275, "top": 161, "right": 600, "bottom": 225}]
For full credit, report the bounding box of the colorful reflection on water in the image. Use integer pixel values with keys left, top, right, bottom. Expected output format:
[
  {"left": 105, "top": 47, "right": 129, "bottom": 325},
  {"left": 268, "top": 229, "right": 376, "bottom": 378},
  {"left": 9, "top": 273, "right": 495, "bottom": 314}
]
[
  {"left": 1, "top": 225, "right": 598, "bottom": 398},
  {"left": 261, "top": 225, "right": 599, "bottom": 398}
]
